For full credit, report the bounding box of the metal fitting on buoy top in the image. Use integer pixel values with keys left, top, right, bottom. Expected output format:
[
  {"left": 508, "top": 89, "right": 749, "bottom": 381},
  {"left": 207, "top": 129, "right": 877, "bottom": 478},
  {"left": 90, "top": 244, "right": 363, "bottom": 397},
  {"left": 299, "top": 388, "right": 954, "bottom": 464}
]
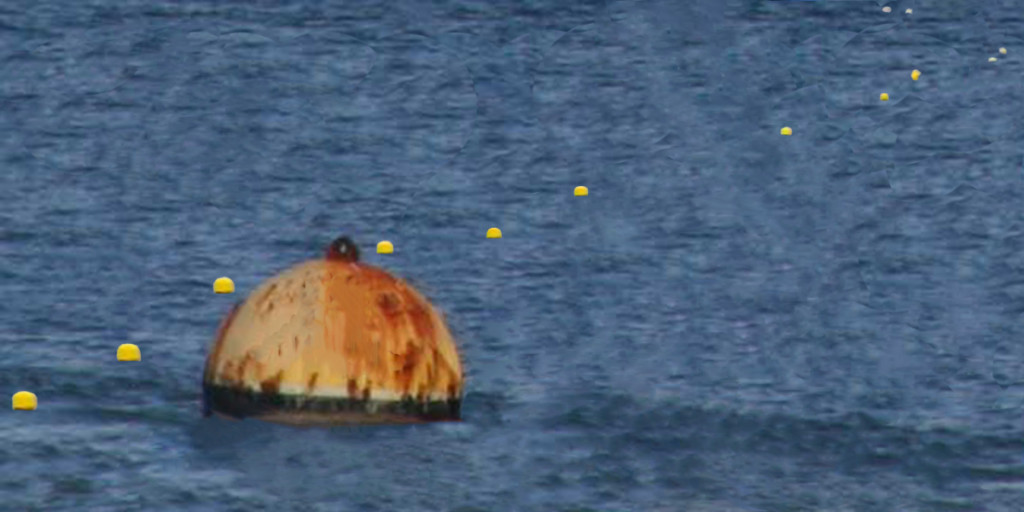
[{"left": 202, "top": 236, "right": 464, "bottom": 426}]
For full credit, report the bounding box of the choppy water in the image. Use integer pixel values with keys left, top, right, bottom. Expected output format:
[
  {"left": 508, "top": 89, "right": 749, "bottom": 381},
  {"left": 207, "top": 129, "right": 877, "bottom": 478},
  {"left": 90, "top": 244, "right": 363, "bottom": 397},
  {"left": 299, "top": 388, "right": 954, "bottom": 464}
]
[{"left": 2, "top": 0, "right": 1024, "bottom": 510}]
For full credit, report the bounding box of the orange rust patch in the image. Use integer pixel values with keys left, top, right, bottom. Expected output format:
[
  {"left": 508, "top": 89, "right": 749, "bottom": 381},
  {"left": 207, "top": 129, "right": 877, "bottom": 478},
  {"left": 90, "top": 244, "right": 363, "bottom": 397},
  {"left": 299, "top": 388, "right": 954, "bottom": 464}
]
[
  {"left": 376, "top": 292, "right": 402, "bottom": 317},
  {"left": 399, "top": 288, "right": 436, "bottom": 339},
  {"left": 394, "top": 343, "right": 423, "bottom": 394},
  {"left": 231, "top": 351, "right": 265, "bottom": 384},
  {"left": 347, "top": 378, "right": 358, "bottom": 397},
  {"left": 260, "top": 370, "right": 284, "bottom": 395},
  {"left": 349, "top": 265, "right": 396, "bottom": 288}
]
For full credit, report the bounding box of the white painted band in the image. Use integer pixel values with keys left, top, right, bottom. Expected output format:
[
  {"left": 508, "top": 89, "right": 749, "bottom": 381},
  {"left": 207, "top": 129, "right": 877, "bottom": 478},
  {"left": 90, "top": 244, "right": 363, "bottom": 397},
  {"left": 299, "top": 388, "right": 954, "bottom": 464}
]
[{"left": 208, "top": 379, "right": 457, "bottom": 402}]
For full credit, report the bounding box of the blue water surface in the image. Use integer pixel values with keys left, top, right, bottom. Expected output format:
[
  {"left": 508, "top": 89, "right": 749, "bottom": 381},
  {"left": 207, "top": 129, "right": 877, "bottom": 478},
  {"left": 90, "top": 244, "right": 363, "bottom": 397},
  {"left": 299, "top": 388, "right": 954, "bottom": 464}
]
[{"left": 2, "top": 1, "right": 1024, "bottom": 511}]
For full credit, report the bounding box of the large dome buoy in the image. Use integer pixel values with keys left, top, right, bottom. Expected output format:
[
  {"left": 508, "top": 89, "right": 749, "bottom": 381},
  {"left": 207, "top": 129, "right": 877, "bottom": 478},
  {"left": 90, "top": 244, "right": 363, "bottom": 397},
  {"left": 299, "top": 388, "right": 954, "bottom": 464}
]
[{"left": 202, "top": 236, "right": 464, "bottom": 426}]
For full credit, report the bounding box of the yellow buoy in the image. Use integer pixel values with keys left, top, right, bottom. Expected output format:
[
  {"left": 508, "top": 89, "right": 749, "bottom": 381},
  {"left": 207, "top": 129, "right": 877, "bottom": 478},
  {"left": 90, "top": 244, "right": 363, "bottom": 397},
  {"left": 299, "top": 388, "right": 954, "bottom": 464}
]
[
  {"left": 202, "top": 236, "right": 464, "bottom": 426},
  {"left": 780, "top": 126, "right": 792, "bottom": 136},
  {"left": 880, "top": 93, "right": 890, "bottom": 101},
  {"left": 213, "top": 277, "right": 235, "bottom": 294},
  {"left": 486, "top": 227, "right": 502, "bottom": 239},
  {"left": 376, "top": 240, "right": 394, "bottom": 254},
  {"left": 989, "top": 57, "right": 998, "bottom": 62},
  {"left": 1000, "top": 47, "right": 1007, "bottom": 55},
  {"left": 12, "top": 391, "right": 37, "bottom": 411},
  {"left": 911, "top": 69, "right": 921, "bottom": 81},
  {"left": 905, "top": 8, "right": 913, "bottom": 14},
  {"left": 882, "top": 6, "right": 891, "bottom": 13},
  {"left": 574, "top": 186, "right": 589, "bottom": 197},
  {"left": 117, "top": 343, "right": 141, "bottom": 362}
]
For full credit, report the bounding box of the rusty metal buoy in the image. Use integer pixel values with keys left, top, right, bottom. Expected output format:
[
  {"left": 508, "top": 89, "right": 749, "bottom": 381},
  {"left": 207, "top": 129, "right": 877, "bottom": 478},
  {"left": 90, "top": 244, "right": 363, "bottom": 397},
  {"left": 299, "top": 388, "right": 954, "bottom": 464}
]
[{"left": 202, "top": 236, "right": 464, "bottom": 426}]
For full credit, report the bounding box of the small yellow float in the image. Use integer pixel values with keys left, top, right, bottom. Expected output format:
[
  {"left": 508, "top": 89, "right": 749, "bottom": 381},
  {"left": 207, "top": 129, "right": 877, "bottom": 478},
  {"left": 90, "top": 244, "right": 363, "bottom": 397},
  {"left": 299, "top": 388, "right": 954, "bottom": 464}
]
[
  {"left": 12, "top": 391, "right": 37, "bottom": 411},
  {"left": 117, "top": 343, "right": 141, "bottom": 361},
  {"left": 202, "top": 236, "right": 464, "bottom": 426}
]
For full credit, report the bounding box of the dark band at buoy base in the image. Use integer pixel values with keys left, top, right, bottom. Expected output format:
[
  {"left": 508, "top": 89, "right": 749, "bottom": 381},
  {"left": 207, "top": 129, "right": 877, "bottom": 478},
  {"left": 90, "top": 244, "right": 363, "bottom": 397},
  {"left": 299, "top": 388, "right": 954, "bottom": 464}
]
[{"left": 202, "top": 384, "right": 462, "bottom": 425}]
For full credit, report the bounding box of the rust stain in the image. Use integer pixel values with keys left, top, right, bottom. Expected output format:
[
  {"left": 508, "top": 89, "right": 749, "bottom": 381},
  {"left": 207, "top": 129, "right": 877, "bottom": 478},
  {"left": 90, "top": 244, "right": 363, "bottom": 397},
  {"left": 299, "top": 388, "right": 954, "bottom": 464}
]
[
  {"left": 254, "top": 283, "right": 278, "bottom": 311},
  {"left": 260, "top": 370, "right": 284, "bottom": 395},
  {"left": 376, "top": 292, "right": 402, "bottom": 317},
  {"left": 204, "top": 302, "right": 241, "bottom": 381},
  {"left": 393, "top": 343, "right": 423, "bottom": 394},
  {"left": 399, "top": 288, "right": 435, "bottom": 340},
  {"left": 222, "top": 361, "right": 235, "bottom": 381},
  {"left": 234, "top": 353, "right": 251, "bottom": 382},
  {"left": 229, "top": 351, "right": 267, "bottom": 385},
  {"left": 347, "top": 378, "right": 358, "bottom": 398},
  {"left": 356, "top": 266, "right": 397, "bottom": 288},
  {"left": 307, "top": 372, "right": 319, "bottom": 391}
]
